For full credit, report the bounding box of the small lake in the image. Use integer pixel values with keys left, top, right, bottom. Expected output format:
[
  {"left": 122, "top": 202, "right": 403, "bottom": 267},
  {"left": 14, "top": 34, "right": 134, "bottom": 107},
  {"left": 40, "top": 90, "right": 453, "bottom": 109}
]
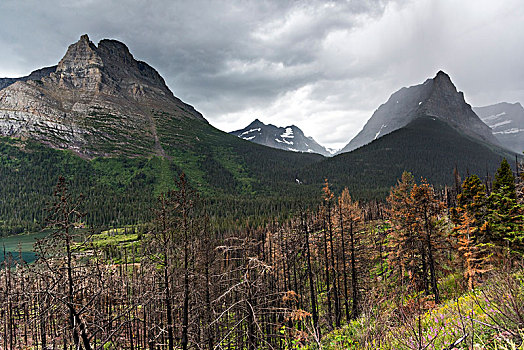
[{"left": 0, "top": 231, "right": 51, "bottom": 264}]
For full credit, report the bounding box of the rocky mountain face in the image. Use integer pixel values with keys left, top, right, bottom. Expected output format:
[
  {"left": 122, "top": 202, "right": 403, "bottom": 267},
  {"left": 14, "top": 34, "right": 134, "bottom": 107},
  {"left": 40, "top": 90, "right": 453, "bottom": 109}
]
[
  {"left": 473, "top": 102, "right": 524, "bottom": 154},
  {"left": 338, "top": 71, "right": 499, "bottom": 154},
  {"left": 230, "top": 119, "right": 333, "bottom": 156},
  {"left": 0, "top": 34, "right": 205, "bottom": 157}
]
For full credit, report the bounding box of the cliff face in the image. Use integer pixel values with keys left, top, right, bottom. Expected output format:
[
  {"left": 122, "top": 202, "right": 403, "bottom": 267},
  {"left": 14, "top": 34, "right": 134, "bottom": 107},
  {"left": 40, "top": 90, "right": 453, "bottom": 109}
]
[
  {"left": 0, "top": 34, "right": 205, "bottom": 157},
  {"left": 338, "top": 71, "right": 498, "bottom": 154}
]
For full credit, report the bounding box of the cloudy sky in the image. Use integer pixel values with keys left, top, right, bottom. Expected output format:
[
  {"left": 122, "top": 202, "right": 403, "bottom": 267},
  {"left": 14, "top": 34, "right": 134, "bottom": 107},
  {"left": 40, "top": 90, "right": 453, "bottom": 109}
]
[{"left": 1, "top": 0, "right": 523, "bottom": 149}]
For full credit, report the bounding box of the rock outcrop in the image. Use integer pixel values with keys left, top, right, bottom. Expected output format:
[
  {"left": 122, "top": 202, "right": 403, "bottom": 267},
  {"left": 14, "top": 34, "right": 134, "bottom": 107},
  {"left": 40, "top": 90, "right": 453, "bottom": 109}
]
[{"left": 0, "top": 34, "right": 205, "bottom": 157}]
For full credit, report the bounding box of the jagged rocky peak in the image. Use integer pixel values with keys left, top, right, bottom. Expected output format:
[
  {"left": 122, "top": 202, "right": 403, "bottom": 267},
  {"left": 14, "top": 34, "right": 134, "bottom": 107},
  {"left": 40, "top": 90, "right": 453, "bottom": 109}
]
[
  {"left": 52, "top": 34, "right": 172, "bottom": 98},
  {"left": 338, "top": 70, "right": 498, "bottom": 154},
  {"left": 0, "top": 34, "right": 206, "bottom": 157},
  {"left": 230, "top": 119, "right": 333, "bottom": 156},
  {"left": 55, "top": 34, "right": 104, "bottom": 91}
]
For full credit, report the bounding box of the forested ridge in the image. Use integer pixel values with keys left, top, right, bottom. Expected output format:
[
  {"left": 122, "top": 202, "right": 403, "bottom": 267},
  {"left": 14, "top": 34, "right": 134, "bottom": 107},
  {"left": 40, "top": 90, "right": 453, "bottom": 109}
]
[
  {"left": 0, "top": 158, "right": 523, "bottom": 349},
  {"left": 0, "top": 115, "right": 519, "bottom": 236}
]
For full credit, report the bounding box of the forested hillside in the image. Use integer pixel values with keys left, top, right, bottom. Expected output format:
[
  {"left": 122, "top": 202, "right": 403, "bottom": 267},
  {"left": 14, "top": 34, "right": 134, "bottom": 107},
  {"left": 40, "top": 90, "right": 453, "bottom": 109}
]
[
  {"left": 0, "top": 132, "right": 323, "bottom": 235},
  {"left": 303, "top": 117, "right": 518, "bottom": 199}
]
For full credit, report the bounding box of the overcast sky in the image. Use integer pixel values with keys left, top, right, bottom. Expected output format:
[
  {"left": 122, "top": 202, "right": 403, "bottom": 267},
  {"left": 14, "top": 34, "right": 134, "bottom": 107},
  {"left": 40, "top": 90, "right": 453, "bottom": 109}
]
[{"left": 1, "top": 0, "right": 523, "bottom": 149}]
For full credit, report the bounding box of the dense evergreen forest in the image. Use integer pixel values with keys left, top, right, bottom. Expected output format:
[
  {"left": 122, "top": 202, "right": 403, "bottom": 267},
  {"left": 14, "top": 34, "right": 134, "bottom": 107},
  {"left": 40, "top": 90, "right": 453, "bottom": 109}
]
[
  {"left": 0, "top": 135, "right": 322, "bottom": 235},
  {"left": 0, "top": 158, "right": 523, "bottom": 349},
  {"left": 0, "top": 116, "right": 518, "bottom": 236}
]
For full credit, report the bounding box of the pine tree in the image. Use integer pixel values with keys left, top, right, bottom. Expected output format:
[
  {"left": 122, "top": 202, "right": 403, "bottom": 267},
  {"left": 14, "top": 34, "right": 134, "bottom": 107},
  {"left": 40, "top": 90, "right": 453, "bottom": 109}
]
[
  {"left": 387, "top": 172, "right": 420, "bottom": 292},
  {"left": 455, "top": 212, "right": 487, "bottom": 290},
  {"left": 452, "top": 175, "right": 490, "bottom": 289},
  {"left": 493, "top": 158, "right": 516, "bottom": 199},
  {"left": 387, "top": 173, "right": 447, "bottom": 301},
  {"left": 336, "top": 188, "right": 363, "bottom": 319},
  {"left": 410, "top": 181, "right": 446, "bottom": 303},
  {"left": 486, "top": 159, "right": 524, "bottom": 256}
]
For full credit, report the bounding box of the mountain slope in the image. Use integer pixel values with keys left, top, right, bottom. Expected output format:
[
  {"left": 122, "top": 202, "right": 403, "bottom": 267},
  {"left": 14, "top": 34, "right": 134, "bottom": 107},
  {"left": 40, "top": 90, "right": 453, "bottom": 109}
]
[
  {"left": 0, "top": 35, "right": 328, "bottom": 233},
  {"left": 473, "top": 102, "right": 524, "bottom": 154},
  {"left": 0, "top": 35, "right": 323, "bottom": 191},
  {"left": 338, "top": 71, "right": 498, "bottom": 154},
  {"left": 230, "top": 119, "right": 332, "bottom": 156},
  {"left": 302, "top": 116, "right": 516, "bottom": 199}
]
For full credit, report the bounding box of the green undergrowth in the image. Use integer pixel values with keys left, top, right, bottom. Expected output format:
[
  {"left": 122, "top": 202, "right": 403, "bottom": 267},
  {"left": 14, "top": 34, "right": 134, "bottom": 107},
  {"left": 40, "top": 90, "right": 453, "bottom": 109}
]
[
  {"left": 81, "top": 226, "right": 145, "bottom": 264},
  {"left": 309, "top": 268, "right": 524, "bottom": 350}
]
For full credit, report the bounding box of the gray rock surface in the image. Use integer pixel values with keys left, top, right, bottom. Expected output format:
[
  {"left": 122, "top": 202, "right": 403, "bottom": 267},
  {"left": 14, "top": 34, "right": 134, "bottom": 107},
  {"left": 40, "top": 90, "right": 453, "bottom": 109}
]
[{"left": 0, "top": 34, "right": 205, "bottom": 157}]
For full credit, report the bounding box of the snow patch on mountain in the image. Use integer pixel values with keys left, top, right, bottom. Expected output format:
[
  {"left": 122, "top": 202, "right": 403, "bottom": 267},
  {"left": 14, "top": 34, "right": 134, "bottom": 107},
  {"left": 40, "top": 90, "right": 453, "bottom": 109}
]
[
  {"left": 240, "top": 128, "right": 261, "bottom": 136},
  {"left": 474, "top": 102, "right": 524, "bottom": 153},
  {"left": 490, "top": 120, "right": 512, "bottom": 128},
  {"left": 493, "top": 128, "right": 524, "bottom": 135},
  {"left": 230, "top": 119, "right": 332, "bottom": 156},
  {"left": 281, "top": 127, "right": 294, "bottom": 138},
  {"left": 275, "top": 138, "right": 293, "bottom": 145}
]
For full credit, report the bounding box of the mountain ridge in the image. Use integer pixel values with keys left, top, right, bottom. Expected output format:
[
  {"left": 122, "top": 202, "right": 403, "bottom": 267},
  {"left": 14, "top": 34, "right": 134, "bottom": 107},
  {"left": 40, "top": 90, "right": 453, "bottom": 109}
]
[
  {"left": 230, "top": 119, "right": 333, "bottom": 156},
  {"left": 474, "top": 102, "right": 524, "bottom": 154},
  {"left": 304, "top": 115, "right": 517, "bottom": 199},
  {"left": 0, "top": 34, "right": 205, "bottom": 158},
  {"left": 0, "top": 66, "right": 57, "bottom": 91}
]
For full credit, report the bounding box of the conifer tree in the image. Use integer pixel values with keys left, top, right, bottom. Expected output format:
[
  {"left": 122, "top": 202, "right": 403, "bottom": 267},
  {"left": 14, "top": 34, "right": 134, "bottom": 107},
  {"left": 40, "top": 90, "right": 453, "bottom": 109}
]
[
  {"left": 452, "top": 175, "right": 490, "bottom": 289},
  {"left": 486, "top": 159, "right": 524, "bottom": 256},
  {"left": 387, "top": 173, "right": 446, "bottom": 301},
  {"left": 410, "top": 181, "right": 446, "bottom": 303},
  {"left": 387, "top": 172, "right": 419, "bottom": 291}
]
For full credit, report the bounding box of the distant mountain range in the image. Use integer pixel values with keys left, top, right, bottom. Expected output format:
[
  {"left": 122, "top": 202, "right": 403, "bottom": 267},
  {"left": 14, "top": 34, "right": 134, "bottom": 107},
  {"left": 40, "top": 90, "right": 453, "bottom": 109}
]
[
  {"left": 0, "top": 66, "right": 57, "bottom": 91},
  {"left": 337, "top": 71, "right": 499, "bottom": 154},
  {"left": 230, "top": 119, "right": 334, "bottom": 157},
  {"left": 474, "top": 102, "right": 524, "bottom": 154}
]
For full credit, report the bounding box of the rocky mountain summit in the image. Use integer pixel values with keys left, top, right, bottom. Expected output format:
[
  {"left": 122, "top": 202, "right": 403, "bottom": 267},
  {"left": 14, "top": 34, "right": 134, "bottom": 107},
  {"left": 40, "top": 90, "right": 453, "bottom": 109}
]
[
  {"left": 230, "top": 119, "right": 333, "bottom": 156},
  {"left": 474, "top": 102, "right": 524, "bottom": 154},
  {"left": 338, "top": 71, "right": 498, "bottom": 154},
  {"left": 0, "top": 34, "right": 204, "bottom": 157}
]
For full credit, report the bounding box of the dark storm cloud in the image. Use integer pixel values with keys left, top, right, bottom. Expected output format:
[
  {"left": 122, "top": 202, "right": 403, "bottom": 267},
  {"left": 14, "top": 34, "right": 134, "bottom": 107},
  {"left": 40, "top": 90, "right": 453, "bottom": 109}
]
[{"left": 1, "top": 0, "right": 524, "bottom": 149}]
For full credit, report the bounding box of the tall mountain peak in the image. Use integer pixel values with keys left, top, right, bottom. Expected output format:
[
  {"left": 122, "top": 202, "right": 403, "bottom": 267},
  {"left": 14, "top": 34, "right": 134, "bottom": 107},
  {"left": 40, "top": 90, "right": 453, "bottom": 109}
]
[
  {"left": 338, "top": 71, "right": 498, "bottom": 154},
  {"left": 56, "top": 35, "right": 104, "bottom": 91},
  {"left": 231, "top": 119, "right": 333, "bottom": 156},
  {"left": 0, "top": 35, "right": 205, "bottom": 157},
  {"left": 435, "top": 70, "right": 450, "bottom": 79}
]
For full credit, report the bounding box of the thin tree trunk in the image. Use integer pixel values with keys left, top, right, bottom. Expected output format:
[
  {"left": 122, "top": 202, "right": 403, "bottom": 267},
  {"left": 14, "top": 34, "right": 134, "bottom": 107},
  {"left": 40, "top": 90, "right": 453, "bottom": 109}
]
[{"left": 303, "top": 213, "right": 320, "bottom": 338}]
